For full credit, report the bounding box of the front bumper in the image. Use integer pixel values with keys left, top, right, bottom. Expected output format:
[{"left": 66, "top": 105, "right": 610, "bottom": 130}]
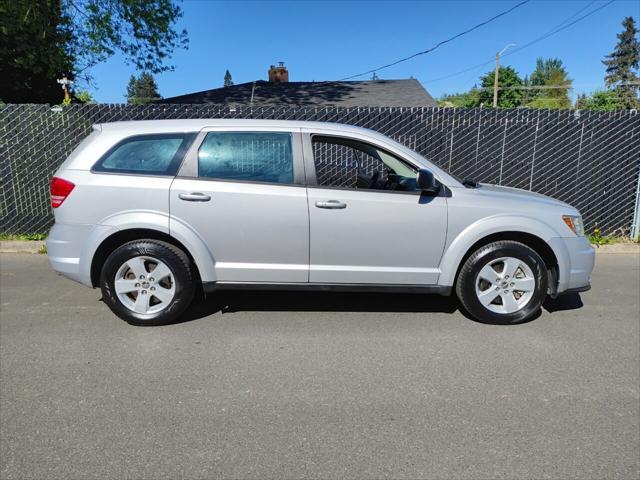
[{"left": 548, "top": 235, "right": 595, "bottom": 294}]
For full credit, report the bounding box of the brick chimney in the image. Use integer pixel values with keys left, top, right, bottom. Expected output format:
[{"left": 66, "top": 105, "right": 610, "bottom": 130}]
[{"left": 268, "top": 62, "right": 289, "bottom": 83}]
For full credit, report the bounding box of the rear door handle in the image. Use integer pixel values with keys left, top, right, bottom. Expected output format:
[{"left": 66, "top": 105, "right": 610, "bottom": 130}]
[
  {"left": 179, "top": 192, "right": 211, "bottom": 202},
  {"left": 315, "top": 200, "right": 347, "bottom": 209}
]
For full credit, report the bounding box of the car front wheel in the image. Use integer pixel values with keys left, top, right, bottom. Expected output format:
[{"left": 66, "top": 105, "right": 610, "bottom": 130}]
[
  {"left": 100, "top": 239, "right": 196, "bottom": 326},
  {"left": 456, "top": 241, "right": 548, "bottom": 325}
]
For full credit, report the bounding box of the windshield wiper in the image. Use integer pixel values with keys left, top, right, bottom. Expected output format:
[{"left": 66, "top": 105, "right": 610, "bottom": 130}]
[{"left": 462, "top": 179, "right": 479, "bottom": 188}]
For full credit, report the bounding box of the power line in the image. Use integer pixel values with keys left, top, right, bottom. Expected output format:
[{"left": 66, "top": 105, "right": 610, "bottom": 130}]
[
  {"left": 424, "top": 0, "right": 616, "bottom": 85},
  {"left": 503, "top": 0, "right": 616, "bottom": 60},
  {"left": 339, "top": 0, "right": 530, "bottom": 81}
]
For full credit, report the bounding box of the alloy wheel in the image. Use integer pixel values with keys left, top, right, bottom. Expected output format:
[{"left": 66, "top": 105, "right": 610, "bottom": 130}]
[
  {"left": 114, "top": 256, "right": 176, "bottom": 314},
  {"left": 474, "top": 256, "right": 536, "bottom": 314}
]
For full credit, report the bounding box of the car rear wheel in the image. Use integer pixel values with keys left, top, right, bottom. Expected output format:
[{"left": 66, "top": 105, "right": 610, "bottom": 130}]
[
  {"left": 456, "top": 241, "right": 548, "bottom": 325},
  {"left": 100, "top": 240, "right": 195, "bottom": 326}
]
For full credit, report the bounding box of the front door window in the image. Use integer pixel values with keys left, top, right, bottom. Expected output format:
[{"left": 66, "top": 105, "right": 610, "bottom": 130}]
[{"left": 311, "top": 135, "right": 418, "bottom": 192}]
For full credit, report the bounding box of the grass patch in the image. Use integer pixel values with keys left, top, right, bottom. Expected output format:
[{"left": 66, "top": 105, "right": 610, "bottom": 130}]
[
  {"left": 588, "top": 229, "right": 634, "bottom": 246},
  {"left": 37, "top": 244, "right": 48, "bottom": 254},
  {"left": 0, "top": 233, "right": 47, "bottom": 241}
]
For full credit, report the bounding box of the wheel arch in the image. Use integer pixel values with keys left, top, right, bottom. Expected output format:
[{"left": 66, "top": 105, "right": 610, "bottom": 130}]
[
  {"left": 451, "top": 231, "right": 559, "bottom": 293},
  {"left": 439, "top": 218, "right": 563, "bottom": 295},
  {"left": 90, "top": 228, "right": 210, "bottom": 288}
]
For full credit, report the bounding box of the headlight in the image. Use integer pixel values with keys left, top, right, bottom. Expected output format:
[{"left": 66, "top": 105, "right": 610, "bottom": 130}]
[{"left": 562, "top": 215, "right": 584, "bottom": 236}]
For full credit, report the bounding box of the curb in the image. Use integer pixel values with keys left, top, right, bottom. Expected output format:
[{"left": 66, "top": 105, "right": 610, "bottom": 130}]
[
  {"left": 0, "top": 240, "right": 46, "bottom": 254},
  {"left": 592, "top": 243, "right": 640, "bottom": 254}
]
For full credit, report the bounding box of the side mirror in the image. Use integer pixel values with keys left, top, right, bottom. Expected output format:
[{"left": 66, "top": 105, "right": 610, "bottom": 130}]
[{"left": 416, "top": 169, "right": 440, "bottom": 194}]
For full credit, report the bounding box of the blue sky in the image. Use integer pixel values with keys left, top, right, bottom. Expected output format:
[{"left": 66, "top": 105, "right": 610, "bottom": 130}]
[{"left": 86, "top": 0, "right": 639, "bottom": 103}]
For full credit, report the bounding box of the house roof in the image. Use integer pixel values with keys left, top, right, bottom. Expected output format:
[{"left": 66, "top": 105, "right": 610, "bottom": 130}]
[{"left": 158, "top": 79, "right": 437, "bottom": 107}]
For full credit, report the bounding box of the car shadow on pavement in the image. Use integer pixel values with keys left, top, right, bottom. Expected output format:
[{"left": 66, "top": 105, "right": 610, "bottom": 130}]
[
  {"left": 543, "top": 292, "right": 584, "bottom": 313},
  {"left": 179, "top": 290, "right": 460, "bottom": 323},
  {"left": 175, "top": 291, "right": 584, "bottom": 325}
]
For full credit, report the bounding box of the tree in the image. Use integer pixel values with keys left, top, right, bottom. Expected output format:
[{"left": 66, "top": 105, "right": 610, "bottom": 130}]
[
  {"left": 602, "top": 16, "right": 640, "bottom": 109},
  {"left": 478, "top": 66, "right": 524, "bottom": 108},
  {"left": 224, "top": 69, "right": 234, "bottom": 87},
  {"left": 526, "top": 58, "right": 572, "bottom": 108},
  {"left": 1, "top": 0, "right": 187, "bottom": 103},
  {"left": 439, "top": 87, "right": 482, "bottom": 108},
  {"left": 0, "top": 0, "right": 75, "bottom": 103},
  {"left": 126, "top": 72, "right": 161, "bottom": 104},
  {"left": 74, "top": 90, "right": 94, "bottom": 104},
  {"left": 68, "top": 0, "right": 188, "bottom": 80},
  {"left": 126, "top": 75, "right": 138, "bottom": 103},
  {"left": 575, "top": 90, "right": 623, "bottom": 111},
  {"left": 529, "top": 58, "right": 564, "bottom": 89}
]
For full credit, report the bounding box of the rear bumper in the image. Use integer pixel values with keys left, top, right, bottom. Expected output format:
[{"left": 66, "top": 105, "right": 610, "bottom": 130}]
[
  {"left": 47, "top": 223, "right": 116, "bottom": 288},
  {"left": 548, "top": 236, "right": 595, "bottom": 294}
]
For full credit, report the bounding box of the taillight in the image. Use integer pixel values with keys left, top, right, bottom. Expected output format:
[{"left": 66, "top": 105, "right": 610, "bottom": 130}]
[{"left": 50, "top": 177, "right": 75, "bottom": 208}]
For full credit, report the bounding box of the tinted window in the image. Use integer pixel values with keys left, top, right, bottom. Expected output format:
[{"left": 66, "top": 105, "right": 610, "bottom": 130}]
[
  {"left": 198, "top": 132, "right": 293, "bottom": 184},
  {"left": 313, "top": 140, "right": 383, "bottom": 188},
  {"left": 312, "top": 136, "right": 417, "bottom": 192},
  {"left": 94, "top": 134, "right": 189, "bottom": 175}
]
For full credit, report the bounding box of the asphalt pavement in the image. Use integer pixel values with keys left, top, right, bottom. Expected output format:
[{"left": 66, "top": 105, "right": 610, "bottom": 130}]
[{"left": 1, "top": 252, "right": 638, "bottom": 479}]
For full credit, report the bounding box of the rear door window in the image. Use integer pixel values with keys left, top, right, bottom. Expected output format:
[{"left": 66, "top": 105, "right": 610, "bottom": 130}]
[
  {"left": 198, "top": 132, "right": 294, "bottom": 184},
  {"left": 93, "top": 134, "right": 191, "bottom": 175}
]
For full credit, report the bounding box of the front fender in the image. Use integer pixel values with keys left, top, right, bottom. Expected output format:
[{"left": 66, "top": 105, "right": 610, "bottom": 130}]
[{"left": 438, "top": 215, "right": 564, "bottom": 287}]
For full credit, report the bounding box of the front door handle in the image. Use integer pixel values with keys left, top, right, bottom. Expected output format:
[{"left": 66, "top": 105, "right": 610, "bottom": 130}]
[
  {"left": 179, "top": 192, "right": 211, "bottom": 202},
  {"left": 315, "top": 200, "right": 347, "bottom": 209}
]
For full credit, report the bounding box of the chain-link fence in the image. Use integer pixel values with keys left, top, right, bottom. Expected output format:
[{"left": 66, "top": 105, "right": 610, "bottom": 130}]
[{"left": 1, "top": 103, "right": 639, "bottom": 236}]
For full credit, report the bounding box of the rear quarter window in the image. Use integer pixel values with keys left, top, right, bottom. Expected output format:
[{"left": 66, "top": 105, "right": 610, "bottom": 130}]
[{"left": 93, "top": 134, "right": 192, "bottom": 175}]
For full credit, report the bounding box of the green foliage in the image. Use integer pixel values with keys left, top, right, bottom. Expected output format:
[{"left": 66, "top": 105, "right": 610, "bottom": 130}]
[
  {"left": 0, "top": 0, "right": 75, "bottom": 103},
  {"left": 527, "top": 96, "right": 568, "bottom": 109},
  {"left": 73, "top": 90, "right": 94, "bottom": 104},
  {"left": 587, "top": 226, "right": 633, "bottom": 246},
  {"left": 126, "top": 75, "right": 137, "bottom": 102},
  {"left": 69, "top": 0, "right": 188, "bottom": 78},
  {"left": 525, "top": 58, "right": 572, "bottom": 109},
  {"left": 224, "top": 69, "right": 234, "bottom": 87},
  {"left": 478, "top": 67, "right": 524, "bottom": 108},
  {"left": 575, "top": 90, "right": 623, "bottom": 111},
  {"left": 439, "top": 88, "right": 481, "bottom": 108},
  {"left": 529, "top": 58, "right": 564, "bottom": 89},
  {"left": 1, "top": 0, "right": 187, "bottom": 103},
  {"left": 0, "top": 233, "right": 47, "bottom": 241},
  {"left": 126, "top": 72, "right": 161, "bottom": 104},
  {"left": 38, "top": 244, "right": 48, "bottom": 254},
  {"left": 603, "top": 16, "right": 640, "bottom": 110}
]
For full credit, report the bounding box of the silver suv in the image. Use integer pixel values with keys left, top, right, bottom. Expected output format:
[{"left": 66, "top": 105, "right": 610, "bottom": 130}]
[{"left": 47, "top": 119, "right": 594, "bottom": 326}]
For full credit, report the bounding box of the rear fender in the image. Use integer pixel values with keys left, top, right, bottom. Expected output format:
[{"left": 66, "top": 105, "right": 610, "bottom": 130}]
[
  {"left": 169, "top": 217, "right": 217, "bottom": 283},
  {"left": 94, "top": 211, "right": 217, "bottom": 283}
]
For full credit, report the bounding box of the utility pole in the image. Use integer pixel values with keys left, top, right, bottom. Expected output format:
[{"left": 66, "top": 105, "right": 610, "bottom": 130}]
[
  {"left": 250, "top": 81, "right": 257, "bottom": 106},
  {"left": 493, "top": 43, "right": 516, "bottom": 108}
]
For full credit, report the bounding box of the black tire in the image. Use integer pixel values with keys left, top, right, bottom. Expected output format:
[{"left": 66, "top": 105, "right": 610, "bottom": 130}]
[
  {"left": 100, "top": 239, "right": 196, "bottom": 326},
  {"left": 455, "top": 241, "right": 548, "bottom": 325}
]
